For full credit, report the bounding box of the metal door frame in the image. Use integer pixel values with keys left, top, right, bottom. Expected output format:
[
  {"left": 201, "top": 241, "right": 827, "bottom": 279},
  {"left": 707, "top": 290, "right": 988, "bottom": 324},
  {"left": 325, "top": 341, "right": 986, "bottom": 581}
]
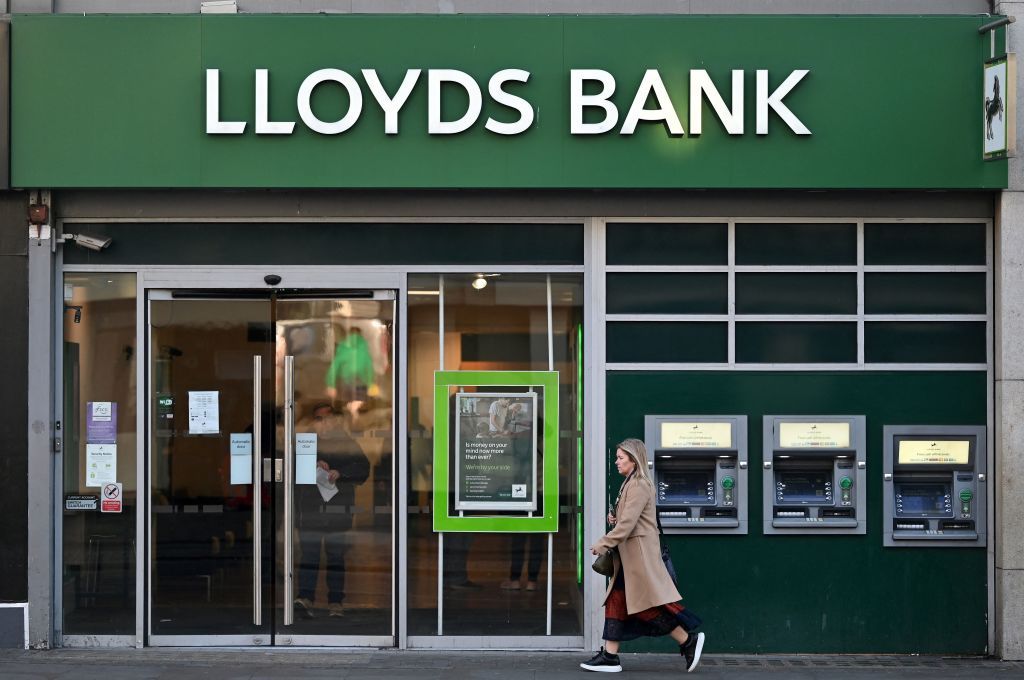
[{"left": 143, "top": 267, "right": 400, "bottom": 647}]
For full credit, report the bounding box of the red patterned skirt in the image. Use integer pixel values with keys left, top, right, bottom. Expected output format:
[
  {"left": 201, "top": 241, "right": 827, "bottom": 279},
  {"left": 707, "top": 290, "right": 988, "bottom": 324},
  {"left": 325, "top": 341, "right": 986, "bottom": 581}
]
[{"left": 602, "top": 571, "right": 689, "bottom": 642}]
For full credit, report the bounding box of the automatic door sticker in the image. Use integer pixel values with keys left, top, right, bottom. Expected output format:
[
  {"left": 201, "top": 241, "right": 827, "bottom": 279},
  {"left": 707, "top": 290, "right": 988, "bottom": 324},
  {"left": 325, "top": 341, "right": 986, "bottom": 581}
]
[
  {"left": 101, "top": 482, "right": 123, "bottom": 513},
  {"left": 512, "top": 484, "right": 527, "bottom": 498}
]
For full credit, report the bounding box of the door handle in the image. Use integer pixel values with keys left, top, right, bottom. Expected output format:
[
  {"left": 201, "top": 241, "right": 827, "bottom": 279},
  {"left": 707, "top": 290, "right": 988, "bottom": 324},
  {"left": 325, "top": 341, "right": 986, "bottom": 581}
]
[
  {"left": 252, "top": 355, "right": 262, "bottom": 627},
  {"left": 283, "top": 355, "right": 295, "bottom": 626},
  {"left": 262, "top": 458, "right": 282, "bottom": 483}
]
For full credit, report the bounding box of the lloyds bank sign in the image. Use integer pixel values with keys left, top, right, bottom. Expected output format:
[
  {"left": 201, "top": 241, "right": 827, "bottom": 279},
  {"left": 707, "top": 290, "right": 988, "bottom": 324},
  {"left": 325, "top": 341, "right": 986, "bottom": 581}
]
[
  {"left": 206, "top": 68, "right": 811, "bottom": 137},
  {"left": 11, "top": 14, "right": 1007, "bottom": 189}
]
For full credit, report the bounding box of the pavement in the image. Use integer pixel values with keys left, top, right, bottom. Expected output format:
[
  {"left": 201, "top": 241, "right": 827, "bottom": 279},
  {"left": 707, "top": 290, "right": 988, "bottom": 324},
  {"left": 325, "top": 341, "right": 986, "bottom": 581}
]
[{"left": 2, "top": 649, "right": 1024, "bottom": 680}]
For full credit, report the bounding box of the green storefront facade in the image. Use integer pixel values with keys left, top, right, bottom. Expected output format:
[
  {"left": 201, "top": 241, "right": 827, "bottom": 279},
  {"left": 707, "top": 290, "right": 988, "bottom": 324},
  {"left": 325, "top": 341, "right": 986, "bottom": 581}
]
[{"left": 10, "top": 13, "right": 1008, "bottom": 654}]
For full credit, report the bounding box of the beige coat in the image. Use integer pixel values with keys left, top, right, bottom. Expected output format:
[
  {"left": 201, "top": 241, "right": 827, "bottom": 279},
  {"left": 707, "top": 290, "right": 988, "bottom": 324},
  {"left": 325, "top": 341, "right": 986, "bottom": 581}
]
[{"left": 592, "top": 475, "right": 681, "bottom": 615}]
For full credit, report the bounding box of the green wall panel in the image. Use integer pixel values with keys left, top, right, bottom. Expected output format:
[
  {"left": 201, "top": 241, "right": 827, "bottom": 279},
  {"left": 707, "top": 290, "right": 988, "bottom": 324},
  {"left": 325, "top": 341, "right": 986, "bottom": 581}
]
[
  {"left": 605, "top": 371, "right": 987, "bottom": 654},
  {"left": 11, "top": 15, "right": 1008, "bottom": 189}
]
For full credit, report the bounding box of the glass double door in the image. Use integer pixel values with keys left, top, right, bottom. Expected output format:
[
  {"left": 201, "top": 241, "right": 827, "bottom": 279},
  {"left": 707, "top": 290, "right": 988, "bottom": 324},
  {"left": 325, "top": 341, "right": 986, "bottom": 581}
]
[{"left": 148, "top": 290, "right": 395, "bottom": 646}]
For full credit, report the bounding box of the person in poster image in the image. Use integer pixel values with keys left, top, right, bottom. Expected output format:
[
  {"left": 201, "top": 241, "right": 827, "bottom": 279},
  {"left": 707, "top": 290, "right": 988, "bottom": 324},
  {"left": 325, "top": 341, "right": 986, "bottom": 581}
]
[
  {"left": 581, "top": 439, "right": 706, "bottom": 674},
  {"left": 294, "top": 402, "right": 370, "bottom": 618}
]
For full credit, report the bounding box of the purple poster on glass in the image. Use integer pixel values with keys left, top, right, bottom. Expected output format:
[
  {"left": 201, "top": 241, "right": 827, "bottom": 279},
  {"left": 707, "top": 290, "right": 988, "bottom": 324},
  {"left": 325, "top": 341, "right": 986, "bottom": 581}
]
[{"left": 86, "top": 401, "right": 117, "bottom": 444}]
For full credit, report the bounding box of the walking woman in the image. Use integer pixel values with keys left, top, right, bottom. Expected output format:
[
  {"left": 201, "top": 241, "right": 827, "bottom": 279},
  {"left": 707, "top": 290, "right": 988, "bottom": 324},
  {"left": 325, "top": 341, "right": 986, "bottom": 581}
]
[{"left": 581, "top": 438, "right": 705, "bottom": 673}]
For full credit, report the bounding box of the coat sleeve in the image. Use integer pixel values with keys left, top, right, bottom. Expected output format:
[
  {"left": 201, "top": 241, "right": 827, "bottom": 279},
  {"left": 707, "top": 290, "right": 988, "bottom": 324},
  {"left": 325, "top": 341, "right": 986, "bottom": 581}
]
[{"left": 592, "top": 481, "right": 649, "bottom": 552}]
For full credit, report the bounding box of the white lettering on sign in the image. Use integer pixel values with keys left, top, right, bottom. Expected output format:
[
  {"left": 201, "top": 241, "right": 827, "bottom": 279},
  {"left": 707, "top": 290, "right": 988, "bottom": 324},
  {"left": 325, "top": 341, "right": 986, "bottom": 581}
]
[
  {"left": 428, "top": 69, "right": 483, "bottom": 135},
  {"left": 205, "top": 67, "right": 811, "bottom": 137}
]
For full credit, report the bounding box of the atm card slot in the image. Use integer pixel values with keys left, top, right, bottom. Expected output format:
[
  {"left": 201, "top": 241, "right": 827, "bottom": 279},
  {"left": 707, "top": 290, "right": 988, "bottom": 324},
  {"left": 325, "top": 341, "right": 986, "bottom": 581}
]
[
  {"left": 704, "top": 508, "right": 737, "bottom": 519},
  {"left": 939, "top": 520, "right": 976, "bottom": 532},
  {"left": 821, "top": 508, "right": 854, "bottom": 519}
]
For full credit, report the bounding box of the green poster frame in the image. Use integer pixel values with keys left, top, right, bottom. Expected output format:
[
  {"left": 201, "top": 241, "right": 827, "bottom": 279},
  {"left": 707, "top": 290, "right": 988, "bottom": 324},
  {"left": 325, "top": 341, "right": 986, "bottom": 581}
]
[{"left": 433, "top": 370, "right": 559, "bottom": 532}]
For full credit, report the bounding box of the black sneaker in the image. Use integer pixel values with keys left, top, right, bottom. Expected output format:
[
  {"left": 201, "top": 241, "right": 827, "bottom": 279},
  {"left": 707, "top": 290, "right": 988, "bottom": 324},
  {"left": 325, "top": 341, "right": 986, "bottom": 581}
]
[
  {"left": 681, "top": 631, "right": 705, "bottom": 673},
  {"left": 580, "top": 648, "right": 622, "bottom": 673}
]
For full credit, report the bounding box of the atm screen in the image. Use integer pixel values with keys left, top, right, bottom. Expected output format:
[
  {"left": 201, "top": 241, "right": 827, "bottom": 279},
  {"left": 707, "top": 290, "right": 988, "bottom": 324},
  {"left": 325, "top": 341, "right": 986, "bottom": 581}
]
[
  {"left": 777, "top": 471, "right": 832, "bottom": 504},
  {"left": 896, "top": 482, "right": 951, "bottom": 515},
  {"left": 658, "top": 470, "right": 715, "bottom": 505}
]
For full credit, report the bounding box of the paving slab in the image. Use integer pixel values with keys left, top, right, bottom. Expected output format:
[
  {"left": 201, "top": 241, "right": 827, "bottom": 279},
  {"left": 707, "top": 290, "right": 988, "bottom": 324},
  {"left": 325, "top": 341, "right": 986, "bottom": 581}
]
[{"left": 1, "top": 649, "right": 1023, "bottom": 680}]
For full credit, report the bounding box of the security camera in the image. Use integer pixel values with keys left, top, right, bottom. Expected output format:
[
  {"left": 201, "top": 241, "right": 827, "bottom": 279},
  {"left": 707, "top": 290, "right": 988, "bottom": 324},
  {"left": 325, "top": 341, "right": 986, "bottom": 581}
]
[{"left": 60, "top": 232, "right": 112, "bottom": 252}]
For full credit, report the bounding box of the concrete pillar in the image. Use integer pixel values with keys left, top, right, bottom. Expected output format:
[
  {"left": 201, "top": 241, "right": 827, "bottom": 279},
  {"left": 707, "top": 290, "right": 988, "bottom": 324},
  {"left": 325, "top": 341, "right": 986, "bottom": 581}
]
[
  {"left": 995, "top": 1, "right": 1024, "bottom": 661},
  {"left": 26, "top": 222, "right": 53, "bottom": 648}
]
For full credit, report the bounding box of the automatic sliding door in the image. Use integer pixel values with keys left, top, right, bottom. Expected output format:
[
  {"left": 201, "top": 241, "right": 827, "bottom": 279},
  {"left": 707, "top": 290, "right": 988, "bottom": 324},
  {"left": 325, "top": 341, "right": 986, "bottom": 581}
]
[
  {"left": 149, "top": 297, "right": 273, "bottom": 643},
  {"left": 275, "top": 296, "right": 395, "bottom": 645}
]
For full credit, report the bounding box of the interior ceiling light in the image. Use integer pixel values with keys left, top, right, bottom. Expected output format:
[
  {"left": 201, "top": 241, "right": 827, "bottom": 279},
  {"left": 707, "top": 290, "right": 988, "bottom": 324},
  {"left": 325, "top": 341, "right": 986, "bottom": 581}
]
[{"left": 472, "top": 276, "right": 488, "bottom": 290}]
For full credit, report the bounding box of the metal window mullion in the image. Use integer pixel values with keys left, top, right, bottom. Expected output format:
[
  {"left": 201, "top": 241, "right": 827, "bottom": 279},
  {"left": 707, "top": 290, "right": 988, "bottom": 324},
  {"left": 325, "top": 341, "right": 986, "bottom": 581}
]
[
  {"left": 728, "top": 222, "right": 736, "bottom": 366},
  {"left": 864, "top": 314, "right": 988, "bottom": 322},
  {"left": 863, "top": 265, "right": 988, "bottom": 273},
  {"left": 858, "top": 221, "right": 865, "bottom": 365},
  {"left": 604, "top": 362, "right": 988, "bottom": 372},
  {"left": 437, "top": 274, "right": 444, "bottom": 637},
  {"left": 398, "top": 276, "right": 409, "bottom": 649}
]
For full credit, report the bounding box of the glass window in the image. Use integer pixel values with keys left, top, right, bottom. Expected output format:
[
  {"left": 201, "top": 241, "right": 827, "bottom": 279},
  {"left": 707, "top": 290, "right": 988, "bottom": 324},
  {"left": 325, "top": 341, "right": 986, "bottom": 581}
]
[
  {"left": 735, "top": 223, "right": 857, "bottom": 265},
  {"left": 865, "top": 273, "right": 987, "bottom": 314},
  {"left": 606, "top": 223, "right": 727, "bottom": 265},
  {"left": 736, "top": 273, "right": 857, "bottom": 315},
  {"left": 61, "top": 273, "right": 137, "bottom": 634},
  {"left": 865, "top": 322, "right": 987, "bottom": 363},
  {"left": 606, "top": 273, "right": 728, "bottom": 314},
  {"left": 607, "top": 322, "right": 728, "bottom": 363},
  {"left": 865, "top": 223, "right": 986, "bottom": 265},
  {"left": 407, "top": 273, "right": 584, "bottom": 636},
  {"left": 736, "top": 322, "right": 857, "bottom": 363}
]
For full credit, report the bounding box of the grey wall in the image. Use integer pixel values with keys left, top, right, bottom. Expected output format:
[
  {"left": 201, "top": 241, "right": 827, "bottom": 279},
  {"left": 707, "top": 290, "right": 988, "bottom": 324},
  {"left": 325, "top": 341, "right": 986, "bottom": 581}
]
[{"left": 0, "top": 192, "right": 28, "bottom": 604}]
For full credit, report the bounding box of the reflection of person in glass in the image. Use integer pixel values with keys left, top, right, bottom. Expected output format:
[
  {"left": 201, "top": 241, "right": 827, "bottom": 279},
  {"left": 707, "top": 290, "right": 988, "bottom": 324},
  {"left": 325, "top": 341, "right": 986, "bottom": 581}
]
[
  {"left": 324, "top": 327, "right": 375, "bottom": 421},
  {"left": 294, "top": 402, "right": 370, "bottom": 618}
]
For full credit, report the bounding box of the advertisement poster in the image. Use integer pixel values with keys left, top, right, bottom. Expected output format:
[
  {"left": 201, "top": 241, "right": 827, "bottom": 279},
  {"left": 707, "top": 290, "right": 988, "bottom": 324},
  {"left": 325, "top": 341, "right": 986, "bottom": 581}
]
[
  {"left": 86, "top": 401, "right": 117, "bottom": 444},
  {"left": 455, "top": 392, "right": 537, "bottom": 511}
]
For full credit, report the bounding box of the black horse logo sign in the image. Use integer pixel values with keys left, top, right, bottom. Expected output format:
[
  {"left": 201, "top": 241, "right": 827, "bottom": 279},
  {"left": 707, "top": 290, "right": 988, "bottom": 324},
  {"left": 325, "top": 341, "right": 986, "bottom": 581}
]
[{"left": 986, "top": 75, "right": 1004, "bottom": 142}]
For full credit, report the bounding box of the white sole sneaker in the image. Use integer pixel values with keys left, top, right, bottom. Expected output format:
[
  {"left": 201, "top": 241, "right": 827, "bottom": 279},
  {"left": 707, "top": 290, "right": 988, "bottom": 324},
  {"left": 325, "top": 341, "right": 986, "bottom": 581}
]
[
  {"left": 579, "top": 662, "right": 622, "bottom": 673},
  {"left": 686, "top": 632, "right": 705, "bottom": 673}
]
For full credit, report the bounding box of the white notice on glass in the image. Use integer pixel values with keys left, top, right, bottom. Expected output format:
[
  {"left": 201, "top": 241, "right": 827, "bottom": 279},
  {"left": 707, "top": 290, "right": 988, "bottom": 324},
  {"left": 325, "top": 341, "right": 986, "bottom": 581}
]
[
  {"left": 230, "top": 433, "right": 253, "bottom": 485},
  {"left": 295, "top": 432, "right": 318, "bottom": 485},
  {"left": 188, "top": 391, "right": 220, "bottom": 434},
  {"left": 86, "top": 444, "right": 117, "bottom": 487}
]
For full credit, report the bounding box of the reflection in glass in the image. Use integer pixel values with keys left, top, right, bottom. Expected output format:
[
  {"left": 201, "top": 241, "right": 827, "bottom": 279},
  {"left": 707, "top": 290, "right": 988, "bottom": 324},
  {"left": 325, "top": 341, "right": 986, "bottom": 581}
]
[
  {"left": 407, "top": 274, "right": 584, "bottom": 636},
  {"left": 278, "top": 299, "right": 394, "bottom": 636},
  {"left": 61, "top": 273, "right": 137, "bottom": 634}
]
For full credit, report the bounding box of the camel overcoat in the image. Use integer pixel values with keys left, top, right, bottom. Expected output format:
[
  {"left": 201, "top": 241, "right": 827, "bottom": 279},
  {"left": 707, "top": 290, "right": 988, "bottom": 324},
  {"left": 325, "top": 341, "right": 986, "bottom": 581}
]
[{"left": 592, "top": 475, "right": 681, "bottom": 615}]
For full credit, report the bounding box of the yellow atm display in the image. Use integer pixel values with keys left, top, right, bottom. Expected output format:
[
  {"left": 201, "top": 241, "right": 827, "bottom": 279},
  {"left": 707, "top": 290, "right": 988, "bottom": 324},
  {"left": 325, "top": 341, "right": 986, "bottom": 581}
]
[
  {"left": 660, "top": 422, "right": 732, "bottom": 448},
  {"left": 897, "top": 440, "right": 971, "bottom": 465}
]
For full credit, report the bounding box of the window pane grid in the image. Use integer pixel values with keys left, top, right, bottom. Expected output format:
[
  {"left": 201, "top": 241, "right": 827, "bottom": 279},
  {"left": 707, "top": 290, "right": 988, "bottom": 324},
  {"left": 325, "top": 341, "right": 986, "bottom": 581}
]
[{"left": 603, "top": 219, "right": 991, "bottom": 367}]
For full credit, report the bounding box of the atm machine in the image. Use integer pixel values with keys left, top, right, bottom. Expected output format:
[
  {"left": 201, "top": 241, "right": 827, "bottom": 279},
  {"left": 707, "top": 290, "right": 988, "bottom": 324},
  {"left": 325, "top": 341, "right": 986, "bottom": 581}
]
[
  {"left": 763, "top": 415, "right": 866, "bottom": 535},
  {"left": 883, "top": 425, "right": 986, "bottom": 547},
  {"left": 644, "top": 415, "right": 748, "bottom": 535}
]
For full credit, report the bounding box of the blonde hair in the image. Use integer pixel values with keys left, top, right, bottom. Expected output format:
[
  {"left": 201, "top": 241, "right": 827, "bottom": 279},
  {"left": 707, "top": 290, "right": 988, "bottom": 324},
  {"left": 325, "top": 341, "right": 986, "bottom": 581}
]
[{"left": 617, "top": 438, "right": 653, "bottom": 488}]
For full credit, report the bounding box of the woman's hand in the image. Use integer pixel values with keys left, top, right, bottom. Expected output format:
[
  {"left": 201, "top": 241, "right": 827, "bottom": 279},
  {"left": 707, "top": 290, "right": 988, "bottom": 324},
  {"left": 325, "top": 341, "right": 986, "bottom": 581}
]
[
  {"left": 607, "top": 512, "right": 617, "bottom": 525},
  {"left": 590, "top": 545, "right": 602, "bottom": 556}
]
